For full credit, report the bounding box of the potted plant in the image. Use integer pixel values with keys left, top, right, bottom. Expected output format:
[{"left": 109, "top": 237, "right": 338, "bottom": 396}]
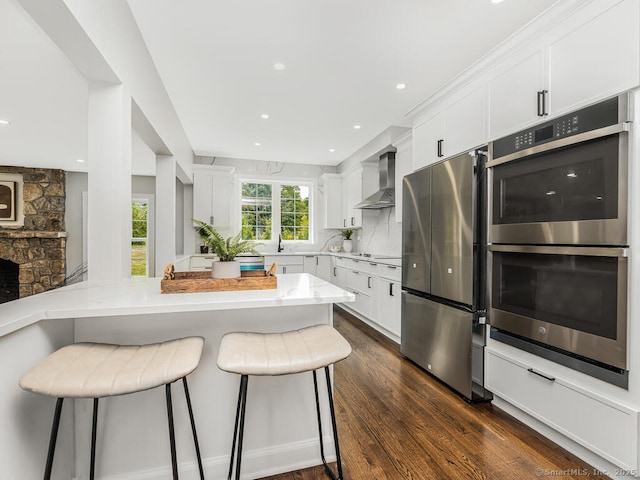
[
  {"left": 341, "top": 229, "right": 354, "bottom": 253},
  {"left": 193, "top": 219, "right": 262, "bottom": 278}
]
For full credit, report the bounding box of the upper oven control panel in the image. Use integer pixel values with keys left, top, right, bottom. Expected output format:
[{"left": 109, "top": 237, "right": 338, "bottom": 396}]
[{"left": 493, "top": 95, "right": 624, "bottom": 161}]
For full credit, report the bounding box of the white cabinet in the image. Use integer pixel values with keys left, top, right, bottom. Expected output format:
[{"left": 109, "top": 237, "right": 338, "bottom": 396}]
[
  {"left": 412, "top": 110, "right": 443, "bottom": 171},
  {"left": 442, "top": 82, "right": 487, "bottom": 158},
  {"left": 486, "top": 349, "right": 639, "bottom": 470},
  {"left": 393, "top": 132, "right": 412, "bottom": 223},
  {"left": 263, "top": 255, "right": 303, "bottom": 274},
  {"left": 374, "top": 265, "right": 402, "bottom": 337},
  {"left": 412, "top": 80, "right": 487, "bottom": 170},
  {"left": 488, "top": 0, "right": 639, "bottom": 139},
  {"left": 320, "top": 174, "right": 343, "bottom": 229},
  {"left": 339, "top": 163, "right": 377, "bottom": 229},
  {"left": 193, "top": 165, "right": 235, "bottom": 228},
  {"left": 329, "top": 256, "right": 401, "bottom": 342},
  {"left": 546, "top": 0, "right": 639, "bottom": 116},
  {"left": 488, "top": 42, "right": 546, "bottom": 139},
  {"left": 303, "top": 255, "right": 331, "bottom": 281}
]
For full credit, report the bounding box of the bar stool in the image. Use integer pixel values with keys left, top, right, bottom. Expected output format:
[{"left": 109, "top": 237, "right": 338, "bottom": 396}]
[
  {"left": 19, "top": 337, "right": 206, "bottom": 480},
  {"left": 217, "top": 324, "right": 352, "bottom": 480}
]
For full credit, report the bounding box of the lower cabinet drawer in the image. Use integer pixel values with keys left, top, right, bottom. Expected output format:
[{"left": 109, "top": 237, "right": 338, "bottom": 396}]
[
  {"left": 346, "top": 269, "right": 370, "bottom": 293},
  {"left": 351, "top": 291, "right": 371, "bottom": 318},
  {"left": 486, "top": 350, "right": 638, "bottom": 469}
]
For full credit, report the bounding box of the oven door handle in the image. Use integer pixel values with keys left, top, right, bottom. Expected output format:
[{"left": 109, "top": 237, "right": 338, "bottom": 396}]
[
  {"left": 488, "top": 244, "right": 628, "bottom": 257},
  {"left": 487, "top": 122, "right": 630, "bottom": 168}
]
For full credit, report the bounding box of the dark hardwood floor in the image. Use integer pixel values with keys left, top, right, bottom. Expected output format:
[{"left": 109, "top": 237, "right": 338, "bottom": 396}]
[{"left": 261, "top": 306, "right": 596, "bottom": 479}]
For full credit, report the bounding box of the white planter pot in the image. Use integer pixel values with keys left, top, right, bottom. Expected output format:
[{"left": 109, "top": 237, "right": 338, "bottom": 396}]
[
  {"left": 211, "top": 260, "right": 241, "bottom": 278},
  {"left": 342, "top": 239, "right": 353, "bottom": 253}
]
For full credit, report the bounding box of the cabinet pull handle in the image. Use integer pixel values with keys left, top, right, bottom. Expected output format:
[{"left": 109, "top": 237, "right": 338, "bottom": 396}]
[
  {"left": 353, "top": 271, "right": 360, "bottom": 275},
  {"left": 537, "top": 90, "right": 549, "bottom": 117},
  {"left": 369, "top": 263, "right": 377, "bottom": 266},
  {"left": 333, "top": 267, "right": 337, "bottom": 276},
  {"left": 527, "top": 368, "right": 555, "bottom": 382},
  {"left": 316, "top": 257, "right": 319, "bottom": 266},
  {"left": 351, "top": 217, "right": 355, "bottom": 226},
  {"left": 343, "top": 219, "right": 346, "bottom": 227},
  {"left": 210, "top": 216, "right": 214, "bottom": 225},
  {"left": 283, "top": 266, "right": 286, "bottom": 274},
  {"left": 390, "top": 283, "right": 394, "bottom": 296},
  {"left": 367, "top": 277, "right": 371, "bottom": 288},
  {"left": 387, "top": 266, "right": 396, "bottom": 269},
  {"left": 437, "top": 139, "right": 444, "bottom": 158}
]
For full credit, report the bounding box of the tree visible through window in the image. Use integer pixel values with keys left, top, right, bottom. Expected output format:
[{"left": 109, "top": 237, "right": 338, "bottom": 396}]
[
  {"left": 240, "top": 181, "right": 311, "bottom": 242},
  {"left": 280, "top": 184, "right": 309, "bottom": 240},
  {"left": 131, "top": 200, "right": 148, "bottom": 276},
  {"left": 241, "top": 183, "right": 272, "bottom": 240}
]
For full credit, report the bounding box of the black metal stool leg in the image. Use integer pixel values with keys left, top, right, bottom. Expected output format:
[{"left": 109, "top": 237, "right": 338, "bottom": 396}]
[
  {"left": 166, "top": 383, "right": 179, "bottom": 479},
  {"left": 228, "top": 375, "right": 248, "bottom": 480},
  {"left": 44, "top": 397, "right": 64, "bottom": 480},
  {"left": 90, "top": 398, "right": 99, "bottom": 480},
  {"left": 182, "top": 377, "right": 205, "bottom": 480},
  {"left": 314, "top": 367, "right": 344, "bottom": 480},
  {"left": 325, "top": 366, "right": 344, "bottom": 480}
]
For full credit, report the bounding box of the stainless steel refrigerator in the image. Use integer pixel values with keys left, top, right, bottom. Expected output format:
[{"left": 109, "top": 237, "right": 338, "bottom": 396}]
[{"left": 401, "top": 147, "right": 491, "bottom": 401}]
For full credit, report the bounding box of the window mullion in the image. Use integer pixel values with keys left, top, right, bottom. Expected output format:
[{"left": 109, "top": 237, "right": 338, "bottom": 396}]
[{"left": 273, "top": 182, "right": 281, "bottom": 239}]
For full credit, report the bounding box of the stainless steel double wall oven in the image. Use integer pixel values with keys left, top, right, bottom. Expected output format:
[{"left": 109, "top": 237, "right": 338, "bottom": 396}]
[{"left": 487, "top": 94, "right": 631, "bottom": 387}]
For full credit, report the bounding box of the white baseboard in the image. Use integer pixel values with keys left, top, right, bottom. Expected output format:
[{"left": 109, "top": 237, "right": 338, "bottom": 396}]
[{"left": 97, "top": 435, "right": 336, "bottom": 480}]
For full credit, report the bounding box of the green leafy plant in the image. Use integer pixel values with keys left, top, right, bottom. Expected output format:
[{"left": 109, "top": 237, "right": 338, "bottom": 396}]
[
  {"left": 341, "top": 229, "right": 354, "bottom": 240},
  {"left": 193, "top": 219, "right": 262, "bottom": 261}
]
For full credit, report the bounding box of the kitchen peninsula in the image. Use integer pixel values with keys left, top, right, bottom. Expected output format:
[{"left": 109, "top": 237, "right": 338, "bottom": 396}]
[{"left": 0, "top": 274, "right": 354, "bottom": 480}]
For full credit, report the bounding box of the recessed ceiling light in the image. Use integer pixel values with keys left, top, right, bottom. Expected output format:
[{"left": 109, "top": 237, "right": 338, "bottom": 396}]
[
  {"left": 491, "top": 0, "right": 504, "bottom": 3},
  {"left": 396, "top": 83, "right": 407, "bottom": 90},
  {"left": 76, "top": 158, "right": 85, "bottom": 163},
  {"left": 261, "top": 113, "right": 270, "bottom": 119},
  {"left": 0, "top": 119, "right": 11, "bottom": 125},
  {"left": 273, "top": 62, "right": 286, "bottom": 71},
  {"left": 254, "top": 142, "right": 262, "bottom": 146},
  {"left": 353, "top": 125, "right": 361, "bottom": 130},
  {"left": 329, "top": 148, "right": 336, "bottom": 153}
]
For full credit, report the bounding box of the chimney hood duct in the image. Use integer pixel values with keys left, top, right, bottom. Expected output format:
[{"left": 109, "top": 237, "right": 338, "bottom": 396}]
[{"left": 355, "top": 151, "right": 396, "bottom": 209}]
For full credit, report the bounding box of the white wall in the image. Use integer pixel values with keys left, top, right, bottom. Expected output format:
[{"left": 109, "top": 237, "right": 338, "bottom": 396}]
[
  {"left": 61, "top": 0, "right": 194, "bottom": 179},
  {"left": 65, "top": 171, "right": 87, "bottom": 280},
  {"left": 0, "top": 0, "right": 88, "bottom": 172}
]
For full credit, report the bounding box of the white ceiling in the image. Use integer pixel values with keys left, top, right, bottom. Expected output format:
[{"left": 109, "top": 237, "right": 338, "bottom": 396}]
[{"left": 127, "top": 0, "right": 557, "bottom": 166}]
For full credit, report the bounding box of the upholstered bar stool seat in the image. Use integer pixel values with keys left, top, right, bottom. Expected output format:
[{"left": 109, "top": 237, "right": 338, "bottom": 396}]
[
  {"left": 217, "top": 324, "right": 351, "bottom": 480},
  {"left": 20, "top": 337, "right": 206, "bottom": 480}
]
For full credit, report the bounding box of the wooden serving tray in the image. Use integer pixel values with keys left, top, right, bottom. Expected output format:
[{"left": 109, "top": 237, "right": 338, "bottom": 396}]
[{"left": 161, "top": 270, "right": 277, "bottom": 294}]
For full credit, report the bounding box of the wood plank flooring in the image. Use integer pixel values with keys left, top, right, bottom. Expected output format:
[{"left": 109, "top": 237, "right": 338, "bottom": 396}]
[{"left": 260, "top": 306, "right": 597, "bottom": 479}]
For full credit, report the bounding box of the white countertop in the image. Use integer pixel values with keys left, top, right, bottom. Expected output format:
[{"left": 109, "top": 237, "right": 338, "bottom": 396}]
[{"left": 0, "top": 273, "right": 355, "bottom": 338}]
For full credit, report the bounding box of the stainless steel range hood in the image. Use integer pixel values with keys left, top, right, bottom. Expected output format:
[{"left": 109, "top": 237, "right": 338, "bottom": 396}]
[{"left": 355, "top": 151, "right": 396, "bottom": 209}]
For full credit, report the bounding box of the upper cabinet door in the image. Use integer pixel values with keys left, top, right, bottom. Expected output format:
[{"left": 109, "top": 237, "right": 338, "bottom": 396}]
[
  {"left": 412, "top": 111, "right": 443, "bottom": 171},
  {"left": 442, "top": 82, "right": 488, "bottom": 158},
  {"left": 393, "top": 133, "right": 413, "bottom": 223},
  {"left": 546, "top": 0, "right": 640, "bottom": 116},
  {"left": 193, "top": 165, "right": 234, "bottom": 228},
  {"left": 320, "top": 174, "right": 343, "bottom": 229},
  {"left": 488, "top": 44, "right": 545, "bottom": 140}
]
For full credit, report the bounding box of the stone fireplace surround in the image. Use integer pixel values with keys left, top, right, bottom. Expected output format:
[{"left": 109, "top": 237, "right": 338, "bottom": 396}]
[{"left": 0, "top": 167, "right": 66, "bottom": 301}]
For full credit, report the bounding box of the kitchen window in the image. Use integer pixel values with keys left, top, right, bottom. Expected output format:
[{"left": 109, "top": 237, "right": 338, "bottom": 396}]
[{"left": 240, "top": 181, "right": 312, "bottom": 242}]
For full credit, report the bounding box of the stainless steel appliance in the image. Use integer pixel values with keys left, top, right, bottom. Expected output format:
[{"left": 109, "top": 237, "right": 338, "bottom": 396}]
[
  {"left": 401, "top": 147, "right": 491, "bottom": 402},
  {"left": 488, "top": 93, "right": 630, "bottom": 246},
  {"left": 487, "top": 94, "right": 631, "bottom": 388}
]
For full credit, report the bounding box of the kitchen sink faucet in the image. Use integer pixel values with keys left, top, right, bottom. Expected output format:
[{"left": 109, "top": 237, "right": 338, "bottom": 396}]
[{"left": 277, "top": 234, "right": 284, "bottom": 252}]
